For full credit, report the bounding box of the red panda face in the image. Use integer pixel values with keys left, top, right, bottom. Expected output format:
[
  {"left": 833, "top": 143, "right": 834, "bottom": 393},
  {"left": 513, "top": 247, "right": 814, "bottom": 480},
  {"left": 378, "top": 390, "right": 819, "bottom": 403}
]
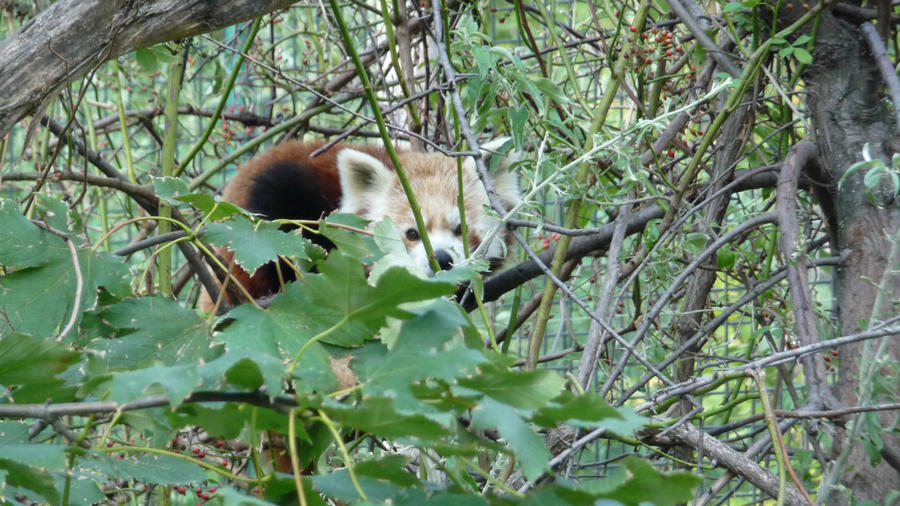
[{"left": 337, "top": 143, "right": 519, "bottom": 274}]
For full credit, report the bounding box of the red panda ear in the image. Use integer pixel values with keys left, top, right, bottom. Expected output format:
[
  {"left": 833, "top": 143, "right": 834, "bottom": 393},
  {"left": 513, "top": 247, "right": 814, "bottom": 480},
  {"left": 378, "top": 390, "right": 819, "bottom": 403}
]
[
  {"left": 491, "top": 170, "right": 520, "bottom": 211},
  {"left": 337, "top": 148, "right": 393, "bottom": 218}
]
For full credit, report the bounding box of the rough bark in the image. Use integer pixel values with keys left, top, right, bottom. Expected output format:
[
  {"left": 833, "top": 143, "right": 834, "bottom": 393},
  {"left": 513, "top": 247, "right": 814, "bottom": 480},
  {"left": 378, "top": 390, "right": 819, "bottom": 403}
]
[
  {"left": 0, "top": 0, "right": 296, "bottom": 136},
  {"left": 801, "top": 7, "right": 900, "bottom": 502}
]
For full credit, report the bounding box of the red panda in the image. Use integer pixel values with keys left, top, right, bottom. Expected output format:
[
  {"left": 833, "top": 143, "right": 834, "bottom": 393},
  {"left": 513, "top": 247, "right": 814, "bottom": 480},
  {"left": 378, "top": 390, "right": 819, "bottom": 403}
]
[{"left": 201, "top": 138, "right": 519, "bottom": 310}]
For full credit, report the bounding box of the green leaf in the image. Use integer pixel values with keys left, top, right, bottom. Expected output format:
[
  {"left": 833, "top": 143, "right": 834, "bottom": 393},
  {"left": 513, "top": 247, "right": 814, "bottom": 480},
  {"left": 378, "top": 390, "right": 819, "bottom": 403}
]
[
  {"left": 532, "top": 77, "right": 570, "bottom": 104},
  {"left": 167, "top": 403, "right": 256, "bottom": 441},
  {"left": 0, "top": 199, "right": 59, "bottom": 268},
  {"left": 471, "top": 397, "right": 550, "bottom": 481},
  {"left": 365, "top": 300, "right": 485, "bottom": 414},
  {"left": 793, "top": 47, "right": 812, "bottom": 64},
  {"left": 0, "top": 457, "right": 59, "bottom": 505},
  {"left": 105, "top": 363, "right": 199, "bottom": 403},
  {"left": 534, "top": 392, "right": 647, "bottom": 435},
  {"left": 33, "top": 194, "right": 75, "bottom": 237},
  {"left": 179, "top": 193, "right": 245, "bottom": 221},
  {"left": 457, "top": 364, "right": 565, "bottom": 410},
  {"left": 0, "top": 444, "right": 68, "bottom": 470},
  {"left": 133, "top": 47, "right": 171, "bottom": 74},
  {"left": 0, "top": 333, "right": 79, "bottom": 386},
  {"left": 217, "top": 486, "right": 283, "bottom": 505},
  {"left": 205, "top": 217, "right": 310, "bottom": 274},
  {"left": 199, "top": 348, "right": 285, "bottom": 396},
  {"left": 153, "top": 177, "right": 245, "bottom": 221},
  {"left": 584, "top": 457, "right": 700, "bottom": 505},
  {"left": 56, "top": 471, "right": 105, "bottom": 506},
  {"left": 89, "top": 296, "right": 215, "bottom": 369},
  {"left": 682, "top": 232, "right": 709, "bottom": 254},
  {"left": 325, "top": 396, "right": 451, "bottom": 441},
  {"left": 217, "top": 294, "right": 337, "bottom": 394},
  {"left": 510, "top": 104, "right": 529, "bottom": 149},
  {"left": 0, "top": 421, "right": 30, "bottom": 444},
  {"left": 716, "top": 247, "right": 736, "bottom": 269},
  {"left": 80, "top": 451, "right": 207, "bottom": 485},
  {"left": 320, "top": 213, "right": 373, "bottom": 259},
  {"left": 0, "top": 200, "right": 131, "bottom": 338},
  {"left": 313, "top": 455, "right": 418, "bottom": 503}
]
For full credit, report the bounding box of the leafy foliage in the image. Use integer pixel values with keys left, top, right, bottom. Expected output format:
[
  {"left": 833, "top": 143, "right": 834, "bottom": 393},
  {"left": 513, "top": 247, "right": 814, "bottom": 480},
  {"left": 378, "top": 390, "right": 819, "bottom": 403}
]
[
  {"left": 0, "top": 198, "right": 695, "bottom": 504},
  {"left": 6, "top": 0, "right": 897, "bottom": 503}
]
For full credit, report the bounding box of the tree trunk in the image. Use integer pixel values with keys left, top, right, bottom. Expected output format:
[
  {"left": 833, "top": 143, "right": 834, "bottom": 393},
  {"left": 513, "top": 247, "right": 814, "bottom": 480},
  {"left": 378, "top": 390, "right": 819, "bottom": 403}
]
[{"left": 802, "top": 9, "right": 900, "bottom": 502}]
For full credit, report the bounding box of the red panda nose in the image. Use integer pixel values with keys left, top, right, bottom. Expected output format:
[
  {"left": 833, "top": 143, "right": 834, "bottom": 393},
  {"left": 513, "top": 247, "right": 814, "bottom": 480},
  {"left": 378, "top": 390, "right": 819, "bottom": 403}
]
[{"left": 435, "top": 250, "right": 454, "bottom": 271}]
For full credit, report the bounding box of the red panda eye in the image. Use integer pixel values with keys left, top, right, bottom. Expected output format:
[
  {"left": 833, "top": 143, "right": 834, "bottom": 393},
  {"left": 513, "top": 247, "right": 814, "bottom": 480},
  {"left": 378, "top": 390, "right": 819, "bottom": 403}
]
[
  {"left": 405, "top": 228, "right": 420, "bottom": 241},
  {"left": 454, "top": 224, "right": 462, "bottom": 236}
]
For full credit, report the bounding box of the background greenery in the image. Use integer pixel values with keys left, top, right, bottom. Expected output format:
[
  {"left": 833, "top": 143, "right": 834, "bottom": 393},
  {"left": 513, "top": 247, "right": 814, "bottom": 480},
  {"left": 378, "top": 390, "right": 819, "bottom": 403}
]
[{"left": 0, "top": 0, "right": 898, "bottom": 504}]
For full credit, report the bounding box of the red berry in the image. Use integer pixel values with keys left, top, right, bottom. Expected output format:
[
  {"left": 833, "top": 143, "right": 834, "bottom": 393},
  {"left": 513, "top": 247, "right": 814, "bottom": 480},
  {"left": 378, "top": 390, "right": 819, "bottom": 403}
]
[{"left": 629, "top": 25, "right": 637, "bottom": 32}]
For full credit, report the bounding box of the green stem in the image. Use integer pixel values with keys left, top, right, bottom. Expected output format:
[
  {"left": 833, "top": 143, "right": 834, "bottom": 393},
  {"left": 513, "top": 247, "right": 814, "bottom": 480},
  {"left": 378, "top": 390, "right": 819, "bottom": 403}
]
[
  {"left": 158, "top": 47, "right": 185, "bottom": 297},
  {"left": 95, "top": 445, "right": 269, "bottom": 484},
  {"left": 749, "top": 369, "right": 786, "bottom": 506},
  {"left": 327, "top": 0, "right": 440, "bottom": 273},
  {"left": 187, "top": 104, "right": 329, "bottom": 191},
  {"left": 174, "top": 18, "right": 262, "bottom": 177},
  {"left": 113, "top": 60, "right": 136, "bottom": 184},
  {"left": 316, "top": 410, "right": 368, "bottom": 501},
  {"left": 526, "top": 0, "right": 652, "bottom": 370}
]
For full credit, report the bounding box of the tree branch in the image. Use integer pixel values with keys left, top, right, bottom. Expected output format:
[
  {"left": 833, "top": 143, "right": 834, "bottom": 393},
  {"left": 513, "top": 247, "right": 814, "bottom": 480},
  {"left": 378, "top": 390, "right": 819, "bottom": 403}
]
[{"left": 0, "top": 0, "right": 296, "bottom": 136}]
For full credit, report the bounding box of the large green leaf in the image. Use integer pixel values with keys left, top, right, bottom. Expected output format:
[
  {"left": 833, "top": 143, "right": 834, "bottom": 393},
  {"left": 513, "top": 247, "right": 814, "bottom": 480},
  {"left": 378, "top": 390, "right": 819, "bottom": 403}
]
[
  {"left": 534, "top": 392, "right": 647, "bottom": 435},
  {"left": 365, "top": 300, "right": 486, "bottom": 414},
  {"left": 0, "top": 333, "right": 79, "bottom": 386},
  {"left": 216, "top": 297, "right": 337, "bottom": 394},
  {"left": 204, "top": 216, "right": 310, "bottom": 273},
  {"left": 586, "top": 457, "right": 700, "bottom": 505},
  {"left": 88, "top": 296, "right": 215, "bottom": 370},
  {"left": 217, "top": 251, "right": 455, "bottom": 394},
  {"left": 312, "top": 455, "right": 417, "bottom": 503},
  {"left": 105, "top": 363, "right": 199, "bottom": 403},
  {"left": 0, "top": 457, "right": 59, "bottom": 505},
  {"left": 457, "top": 364, "right": 565, "bottom": 410},
  {"left": 324, "top": 397, "right": 451, "bottom": 442},
  {"left": 470, "top": 397, "right": 550, "bottom": 482},
  {"left": 80, "top": 452, "right": 207, "bottom": 485},
  {"left": 0, "top": 199, "right": 130, "bottom": 338}
]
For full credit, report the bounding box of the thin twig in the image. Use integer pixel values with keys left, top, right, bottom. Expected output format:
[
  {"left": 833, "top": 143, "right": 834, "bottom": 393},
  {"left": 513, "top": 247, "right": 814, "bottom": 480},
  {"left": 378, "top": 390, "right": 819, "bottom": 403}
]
[
  {"left": 860, "top": 22, "right": 900, "bottom": 128},
  {"left": 29, "top": 221, "right": 83, "bottom": 341}
]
